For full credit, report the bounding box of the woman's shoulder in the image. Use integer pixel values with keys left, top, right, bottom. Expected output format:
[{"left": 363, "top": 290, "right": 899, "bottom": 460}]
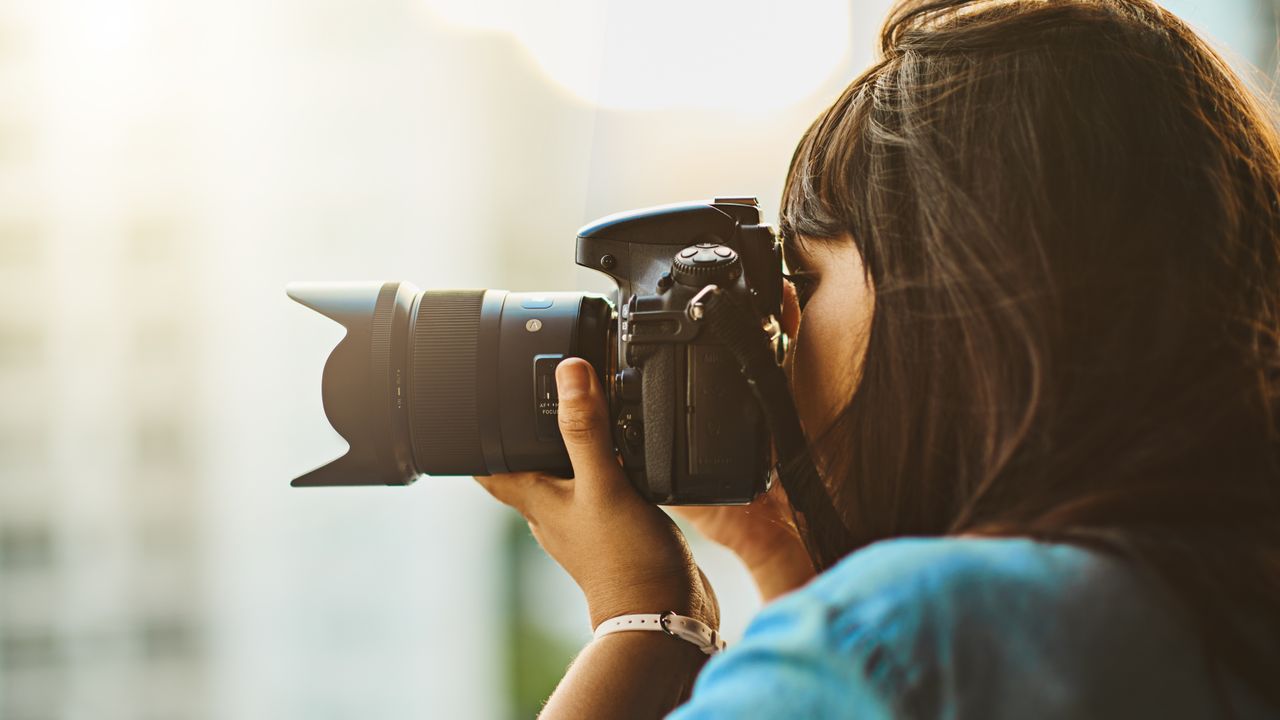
[
  {"left": 789, "top": 536, "right": 1232, "bottom": 717},
  {"left": 802, "top": 535, "right": 1142, "bottom": 623},
  {"left": 774, "top": 535, "right": 1173, "bottom": 647},
  {"left": 673, "top": 536, "right": 1240, "bottom": 720}
]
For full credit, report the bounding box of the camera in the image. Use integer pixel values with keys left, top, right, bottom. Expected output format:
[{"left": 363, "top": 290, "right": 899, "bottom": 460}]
[{"left": 288, "top": 197, "right": 785, "bottom": 504}]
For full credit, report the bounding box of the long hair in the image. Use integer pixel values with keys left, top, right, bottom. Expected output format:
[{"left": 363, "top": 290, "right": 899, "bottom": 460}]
[{"left": 781, "top": 0, "right": 1280, "bottom": 706}]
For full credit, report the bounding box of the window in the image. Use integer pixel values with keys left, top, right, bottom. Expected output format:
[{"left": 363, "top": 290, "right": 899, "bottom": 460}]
[
  {"left": 0, "top": 626, "right": 59, "bottom": 668},
  {"left": 139, "top": 616, "right": 198, "bottom": 661},
  {"left": 0, "top": 522, "right": 53, "bottom": 572}
]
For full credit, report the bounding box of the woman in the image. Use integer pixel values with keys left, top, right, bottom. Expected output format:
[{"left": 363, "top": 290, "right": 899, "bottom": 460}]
[{"left": 476, "top": 0, "right": 1280, "bottom": 716}]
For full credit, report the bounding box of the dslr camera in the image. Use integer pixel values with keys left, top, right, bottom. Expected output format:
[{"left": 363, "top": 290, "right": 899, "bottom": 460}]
[{"left": 289, "top": 197, "right": 785, "bottom": 504}]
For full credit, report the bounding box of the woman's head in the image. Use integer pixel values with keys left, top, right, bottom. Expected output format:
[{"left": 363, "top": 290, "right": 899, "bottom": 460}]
[{"left": 780, "top": 0, "right": 1280, "bottom": 698}]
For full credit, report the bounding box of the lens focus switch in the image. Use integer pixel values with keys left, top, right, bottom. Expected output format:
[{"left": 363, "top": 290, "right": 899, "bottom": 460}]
[{"left": 534, "top": 354, "right": 563, "bottom": 442}]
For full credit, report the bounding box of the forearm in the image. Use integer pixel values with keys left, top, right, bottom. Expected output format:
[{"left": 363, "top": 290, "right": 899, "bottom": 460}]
[
  {"left": 742, "top": 536, "right": 817, "bottom": 603},
  {"left": 539, "top": 632, "right": 708, "bottom": 719}
]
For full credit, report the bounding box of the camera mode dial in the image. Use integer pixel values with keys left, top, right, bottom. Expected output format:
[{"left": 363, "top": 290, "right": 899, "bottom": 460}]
[{"left": 672, "top": 242, "right": 741, "bottom": 287}]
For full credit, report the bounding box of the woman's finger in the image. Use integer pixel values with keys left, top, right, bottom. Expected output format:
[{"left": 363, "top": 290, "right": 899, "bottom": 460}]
[
  {"left": 473, "top": 471, "right": 571, "bottom": 522},
  {"left": 554, "top": 358, "right": 631, "bottom": 502},
  {"left": 781, "top": 278, "right": 801, "bottom": 340}
]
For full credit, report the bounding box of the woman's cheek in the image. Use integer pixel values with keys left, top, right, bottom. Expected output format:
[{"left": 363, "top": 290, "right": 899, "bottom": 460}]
[
  {"left": 789, "top": 296, "right": 858, "bottom": 440},
  {"left": 784, "top": 243, "right": 875, "bottom": 444}
]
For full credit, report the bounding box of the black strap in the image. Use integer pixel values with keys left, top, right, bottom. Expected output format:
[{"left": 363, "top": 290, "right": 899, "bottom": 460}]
[{"left": 699, "top": 287, "right": 852, "bottom": 571}]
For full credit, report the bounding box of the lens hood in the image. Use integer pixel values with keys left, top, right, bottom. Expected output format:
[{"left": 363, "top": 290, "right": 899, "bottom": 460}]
[{"left": 286, "top": 281, "right": 419, "bottom": 486}]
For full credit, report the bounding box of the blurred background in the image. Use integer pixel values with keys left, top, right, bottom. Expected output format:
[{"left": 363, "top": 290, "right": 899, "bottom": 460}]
[{"left": 0, "top": 0, "right": 1275, "bottom": 718}]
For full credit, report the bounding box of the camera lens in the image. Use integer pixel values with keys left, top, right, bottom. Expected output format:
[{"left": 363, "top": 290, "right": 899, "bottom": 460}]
[{"left": 287, "top": 282, "right": 612, "bottom": 486}]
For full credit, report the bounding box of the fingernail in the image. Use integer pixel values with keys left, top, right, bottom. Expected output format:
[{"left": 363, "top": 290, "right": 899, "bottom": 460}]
[{"left": 556, "top": 359, "right": 591, "bottom": 400}]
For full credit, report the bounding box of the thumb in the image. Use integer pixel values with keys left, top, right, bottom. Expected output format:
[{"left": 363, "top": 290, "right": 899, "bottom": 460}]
[
  {"left": 555, "top": 358, "right": 627, "bottom": 495},
  {"left": 781, "top": 278, "right": 801, "bottom": 341}
]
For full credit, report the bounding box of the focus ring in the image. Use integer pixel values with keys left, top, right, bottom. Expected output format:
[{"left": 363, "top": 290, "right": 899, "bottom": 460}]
[{"left": 410, "top": 290, "right": 486, "bottom": 475}]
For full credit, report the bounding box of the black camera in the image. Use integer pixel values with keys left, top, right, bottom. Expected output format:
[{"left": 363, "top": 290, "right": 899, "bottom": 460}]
[{"left": 288, "top": 197, "right": 785, "bottom": 504}]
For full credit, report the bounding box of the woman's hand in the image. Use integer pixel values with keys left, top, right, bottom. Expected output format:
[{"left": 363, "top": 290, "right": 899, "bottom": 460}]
[
  {"left": 474, "top": 358, "right": 718, "bottom": 632},
  {"left": 476, "top": 358, "right": 717, "bottom": 717},
  {"left": 670, "top": 278, "right": 816, "bottom": 602},
  {"left": 669, "top": 482, "right": 816, "bottom": 602}
]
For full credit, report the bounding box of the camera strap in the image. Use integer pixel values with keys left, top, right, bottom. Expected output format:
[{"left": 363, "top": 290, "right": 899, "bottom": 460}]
[{"left": 696, "top": 287, "right": 853, "bottom": 572}]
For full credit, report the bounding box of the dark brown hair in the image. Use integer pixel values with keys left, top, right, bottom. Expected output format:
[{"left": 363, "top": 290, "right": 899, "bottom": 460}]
[{"left": 781, "top": 0, "right": 1280, "bottom": 706}]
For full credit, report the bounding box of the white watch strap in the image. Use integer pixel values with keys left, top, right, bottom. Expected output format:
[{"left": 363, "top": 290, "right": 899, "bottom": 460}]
[{"left": 593, "top": 611, "right": 725, "bottom": 655}]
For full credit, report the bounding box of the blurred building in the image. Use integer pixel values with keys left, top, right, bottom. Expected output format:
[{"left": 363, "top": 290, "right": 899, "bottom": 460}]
[
  {"left": 0, "top": 0, "right": 1276, "bottom": 718},
  {"left": 0, "top": 0, "right": 212, "bottom": 715}
]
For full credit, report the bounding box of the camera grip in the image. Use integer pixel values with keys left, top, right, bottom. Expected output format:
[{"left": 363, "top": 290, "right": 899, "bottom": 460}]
[{"left": 637, "top": 344, "right": 676, "bottom": 502}]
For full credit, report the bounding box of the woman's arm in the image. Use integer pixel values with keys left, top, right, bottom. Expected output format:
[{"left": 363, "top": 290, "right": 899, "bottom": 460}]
[
  {"left": 540, "top": 632, "right": 708, "bottom": 719},
  {"left": 742, "top": 528, "right": 817, "bottom": 602},
  {"left": 474, "top": 358, "right": 719, "bottom": 717},
  {"left": 671, "top": 485, "right": 816, "bottom": 603}
]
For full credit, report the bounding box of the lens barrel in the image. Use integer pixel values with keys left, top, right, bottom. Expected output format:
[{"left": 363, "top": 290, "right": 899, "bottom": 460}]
[{"left": 287, "top": 282, "right": 611, "bottom": 486}]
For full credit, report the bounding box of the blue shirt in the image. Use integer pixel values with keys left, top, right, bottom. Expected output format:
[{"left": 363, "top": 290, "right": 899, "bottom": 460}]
[{"left": 668, "top": 537, "right": 1273, "bottom": 719}]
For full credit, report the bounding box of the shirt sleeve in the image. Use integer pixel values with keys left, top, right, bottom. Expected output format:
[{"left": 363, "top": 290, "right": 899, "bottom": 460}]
[
  {"left": 666, "top": 589, "right": 899, "bottom": 720},
  {"left": 667, "top": 537, "right": 1224, "bottom": 720}
]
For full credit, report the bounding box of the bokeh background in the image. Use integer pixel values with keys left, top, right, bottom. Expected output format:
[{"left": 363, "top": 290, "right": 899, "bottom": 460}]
[{"left": 0, "top": 0, "right": 1275, "bottom": 718}]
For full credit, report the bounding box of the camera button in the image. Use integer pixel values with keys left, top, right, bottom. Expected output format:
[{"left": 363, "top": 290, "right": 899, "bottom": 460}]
[{"left": 521, "top": 296, "right": 554, "bottom": 309}]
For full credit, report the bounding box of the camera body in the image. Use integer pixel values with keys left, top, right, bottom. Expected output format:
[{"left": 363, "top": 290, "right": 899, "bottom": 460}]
[
  {"left": 288, "top": 197, "right": 783, "bottom": 505},
  {"left": 576, "top": 198, "right": 781, "bottom": 503}
]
